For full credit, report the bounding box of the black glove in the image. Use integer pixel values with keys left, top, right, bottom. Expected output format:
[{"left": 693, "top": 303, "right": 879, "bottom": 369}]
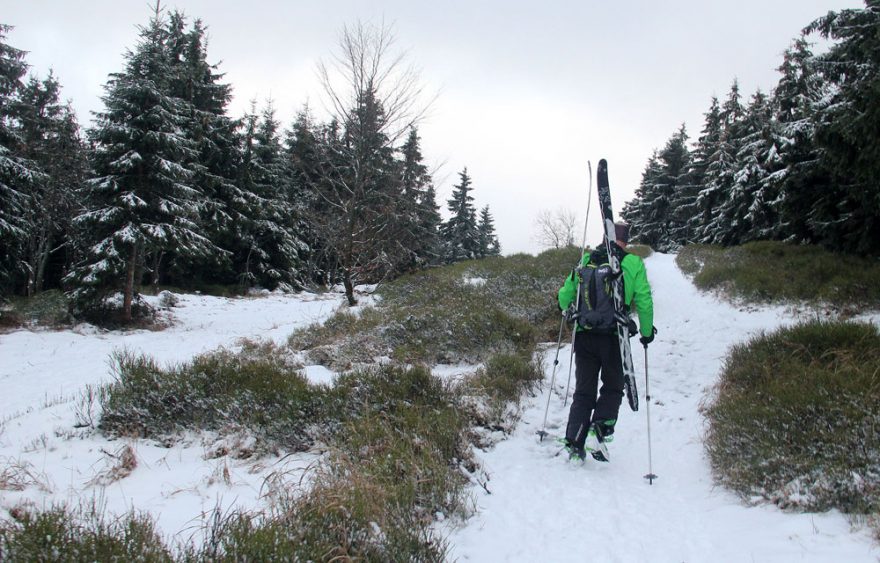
[
  {"left": 627, "top": 318, "right": 638, "bottom": 337},
  {"left": 563, "top": 304, "right": 578, "bottom": 323},
  {"left": 640, "top": 326, "right": 658, "bottom": 347}
]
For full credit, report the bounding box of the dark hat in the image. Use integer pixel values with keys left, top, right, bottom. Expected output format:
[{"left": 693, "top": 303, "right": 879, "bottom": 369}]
[{"left": 614, "top": 222, "right": 630, "bottom": 243}]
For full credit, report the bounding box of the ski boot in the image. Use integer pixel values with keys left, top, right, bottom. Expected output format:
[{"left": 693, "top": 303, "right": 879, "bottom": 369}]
[
  {"left": 585, "top": 422, "right": 610, "bottom": 462},
  {"left": 557, "top": 437, "right": 587, "bottom": 462}
]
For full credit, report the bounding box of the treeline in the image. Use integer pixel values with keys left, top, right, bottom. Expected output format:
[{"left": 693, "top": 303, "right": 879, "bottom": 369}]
[
  {"left": 0, "top": 9, "right": 500, "bottom": 320},
  {"left": 622, "top": 2, "right": 880, "bottom": 256}
]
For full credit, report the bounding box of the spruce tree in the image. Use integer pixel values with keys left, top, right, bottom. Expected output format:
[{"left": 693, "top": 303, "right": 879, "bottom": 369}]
[
  {"left": 441, "top": 167, "right": 479, "bottom": 263},
  {"left": 285, "top": 106, "right": 330, "bottom": 285},
  {"left": 623, "top": 126, "right": 691, "bottom": 251},
  {"left": 67, "top": 8, "right": 216, "bottom": 320},
  {"left": 0, "top": 24, "right": 34, "bottom": 295},
  {"left": 16, "top": 73, "right": 88, "bottom": 295},
  {"left": 622, "top": 151, "right": 662, "bottom": 245},
  {"left": 235, "top": 102, "right": 305, "bottom": 290},
  {"left": 163, "top": 12, "right": 241, "bottom": 286},
  {"left": 477, "top": 205, "right": 501, "bottom": 258},
  {"left": 399, "top": 127, "right": 441, "bottom": 268},
  {"left": 805, "top": 2, "right": 880, "bottom": 254},
  {"left": 715, "top": 90, "right": 775, "bottom": 245},
  {"left": 681, "top": 96, "right": 722, "bottom": 244},
  {"left": 692, "top": 82, "right": 744, "bottom": 243},
  {"left": 766, "top": 38, "right": 830, "bottom": 246},
  {"left": 307, "top": 85, "right": 400, "bottom": 304}
]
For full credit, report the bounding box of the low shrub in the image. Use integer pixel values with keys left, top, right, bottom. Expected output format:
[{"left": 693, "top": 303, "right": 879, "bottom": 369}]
[
  {"left": 290, "top": 248, "right": 577, "bottom": 366},
  {"left": 0, "top": 289, "right": 72, "bottom": 328},
  {"left": 704, "top": 320, "right": 880, "bottom": 515},
  {"left": 100, "top": 342, "right": 331, "bottom": 453}
]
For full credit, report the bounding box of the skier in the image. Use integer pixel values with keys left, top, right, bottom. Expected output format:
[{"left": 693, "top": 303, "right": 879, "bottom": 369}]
[{"left": 559, "top": 222, "right": 654, "bottom": 462}]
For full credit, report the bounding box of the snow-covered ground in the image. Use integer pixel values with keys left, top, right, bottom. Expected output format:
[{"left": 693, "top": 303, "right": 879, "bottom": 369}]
[
  {"left": 0, "top": 290, "right": 344, "bottom": 544},
  {"left": 446, "top": 253, "right": 879, "bottom": 562},
  {"left": 0, "top": 255, "right": 878, "bottom": 560}
]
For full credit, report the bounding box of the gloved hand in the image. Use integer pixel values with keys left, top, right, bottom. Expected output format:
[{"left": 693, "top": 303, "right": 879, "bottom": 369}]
[
  {"left": 563, "top": 304, "right": 578, "bottom": 323},
  {"left": 640, "top": 326, "right": 658, "bottom": 347},
  {"left": 627, "top": 318, "right": 638, "bottom": 337}
]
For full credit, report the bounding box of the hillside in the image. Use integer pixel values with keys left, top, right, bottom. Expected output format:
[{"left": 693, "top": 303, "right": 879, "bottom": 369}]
[{"left": 1, "top": 253, "right": 878, "bottom": 560}]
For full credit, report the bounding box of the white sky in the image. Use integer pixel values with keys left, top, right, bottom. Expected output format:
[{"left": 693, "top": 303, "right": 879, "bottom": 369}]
[{"left": 3, "top": 0, "right": 865, "bottom": 254}]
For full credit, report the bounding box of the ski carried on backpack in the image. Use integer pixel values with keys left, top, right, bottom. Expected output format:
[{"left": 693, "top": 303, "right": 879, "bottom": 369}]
[{"left": 596, "top": 159, "right": 638, "bottom": 412}]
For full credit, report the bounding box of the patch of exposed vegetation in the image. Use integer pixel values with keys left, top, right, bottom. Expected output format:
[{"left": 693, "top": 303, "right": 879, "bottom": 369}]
[
  {"left": 676, "top": 241, "right": 880, "bottom": 311},
  {"left": 704, "top": 321, "right": 880, "bottom": 522}
]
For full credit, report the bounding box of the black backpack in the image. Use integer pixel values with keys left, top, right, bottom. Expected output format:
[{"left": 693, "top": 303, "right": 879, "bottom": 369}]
[{"left": 574, "top": 263, "right": 617, "bottom": 332}]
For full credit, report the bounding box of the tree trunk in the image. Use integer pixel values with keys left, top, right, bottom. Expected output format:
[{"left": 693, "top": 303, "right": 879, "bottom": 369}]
[
  {"left": 152, "top": 251, "right": 163, "bottom": 288},
  {"left": 123, "top": 246, "right": 137, "bottom": 323},
  {"left": 343, "top": 268, "right": 357, "bottom": 306},
  {"left": 34, "top": 230, "right": 52, "bottom": 296}
]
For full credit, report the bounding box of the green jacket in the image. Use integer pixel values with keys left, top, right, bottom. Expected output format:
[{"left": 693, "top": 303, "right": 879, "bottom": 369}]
[{"left": 557, "top": 247, "right": 654, "bottom": 337}]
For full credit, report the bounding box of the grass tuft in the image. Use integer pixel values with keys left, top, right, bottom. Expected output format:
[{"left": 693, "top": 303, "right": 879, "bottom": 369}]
[{"left": 0, "top": 504, "right": 172, "bottom": 562}]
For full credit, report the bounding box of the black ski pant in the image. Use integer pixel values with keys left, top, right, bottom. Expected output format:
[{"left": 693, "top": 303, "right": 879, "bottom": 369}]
[{"left": 565, "top": 330, "right": 624, "bottom": 448}]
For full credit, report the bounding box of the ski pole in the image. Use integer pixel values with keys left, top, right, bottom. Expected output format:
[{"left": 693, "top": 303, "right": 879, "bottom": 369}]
[
  {"left": 562, "top": 316, "right": 578, "bottom": 407},
  {"left": 643, "top": 343, "right": 658, "bottom": 484},
  {"left": 563, "top": 161, "right": 592, "bottom": 407},
  {"left": 538, "top": 312, "right": 567, "bottom": 441}
]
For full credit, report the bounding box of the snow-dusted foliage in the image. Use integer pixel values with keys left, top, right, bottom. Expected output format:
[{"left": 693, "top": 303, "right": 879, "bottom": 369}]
[
  {"left": 441, "top": 167, "right": 481, "bottom": 262},
  {"left": 624, "top": 3, "right": 880, "bottom": 256},
  {"left": 0, "top": 25, "right": 37, "bottom": 292},
  {"left": 67, "top": 10, "right": 220, "bottom": 318}
]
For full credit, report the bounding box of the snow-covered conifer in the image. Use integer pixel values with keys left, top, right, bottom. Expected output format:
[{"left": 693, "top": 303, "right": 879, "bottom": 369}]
[
  {"left": 68, "top": 8, "right": 217, "bottom": 320},
  {"left": 441, "top": 167, "right": 480, "bottom": 263}
]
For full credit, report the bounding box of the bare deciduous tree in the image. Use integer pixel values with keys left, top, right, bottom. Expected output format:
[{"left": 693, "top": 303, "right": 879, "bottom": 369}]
[
  {"left": 307, "top": 21, "right": 435, "bottom": 305},
  {"left": 533, "top": 207, "right": 579, "bottom": 249}
]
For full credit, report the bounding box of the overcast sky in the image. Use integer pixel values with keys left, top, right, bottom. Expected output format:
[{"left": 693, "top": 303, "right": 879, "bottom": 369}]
[{"left": 3, "top": 0, "right": 866, "bottom": 254}]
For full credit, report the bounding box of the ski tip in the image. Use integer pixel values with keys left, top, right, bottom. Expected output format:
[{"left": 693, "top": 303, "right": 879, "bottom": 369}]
[{"left": 597, "top": 159, "right": 609, "bottom": 188}]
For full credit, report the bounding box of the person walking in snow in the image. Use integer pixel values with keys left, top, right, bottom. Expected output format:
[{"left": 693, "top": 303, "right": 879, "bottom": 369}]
[{"left": 558, "top": 222, "right": 654, "bottom": 462}]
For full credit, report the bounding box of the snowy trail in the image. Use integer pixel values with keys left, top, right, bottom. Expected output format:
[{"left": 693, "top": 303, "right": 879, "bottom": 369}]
[{"left": 447, "top": 253, "right": 877, "bottom": 562}]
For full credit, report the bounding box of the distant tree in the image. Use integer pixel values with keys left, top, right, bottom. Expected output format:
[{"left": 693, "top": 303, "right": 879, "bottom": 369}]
[
  {"left": 16, "top": 73, "right": 88, "bottom": 296},
  {"left": 441, "top": 167, "right": 480, "bottom": 262},
  {"left": 534, "top": 207, "right": 578, "bottom": 249},
  {"left": 622, "top": 151, "right": 661, "bottom": 245},
  {"left": 678, "top": 96, "right": 721, "bottom": 244},
  {"left": 714, "top": 90, "right": 776, "bottom": 245},
  {"left": 692, "top": 81, "right": 744, "bottom": 243},
  {"left": 477, "top": 205, "right": 500, "bottom": 258},
  {"left": 623, "top": 125, "right": 690, "bottom": 251},
  {"left": 286, "top": 105, "right": 333, "bottom": 285},
  {"left": 399, "top": 127, "right": 441, "bottom": 268},
  {"left": 234, "top": 101, "right": 305, "bottom": 290}
]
